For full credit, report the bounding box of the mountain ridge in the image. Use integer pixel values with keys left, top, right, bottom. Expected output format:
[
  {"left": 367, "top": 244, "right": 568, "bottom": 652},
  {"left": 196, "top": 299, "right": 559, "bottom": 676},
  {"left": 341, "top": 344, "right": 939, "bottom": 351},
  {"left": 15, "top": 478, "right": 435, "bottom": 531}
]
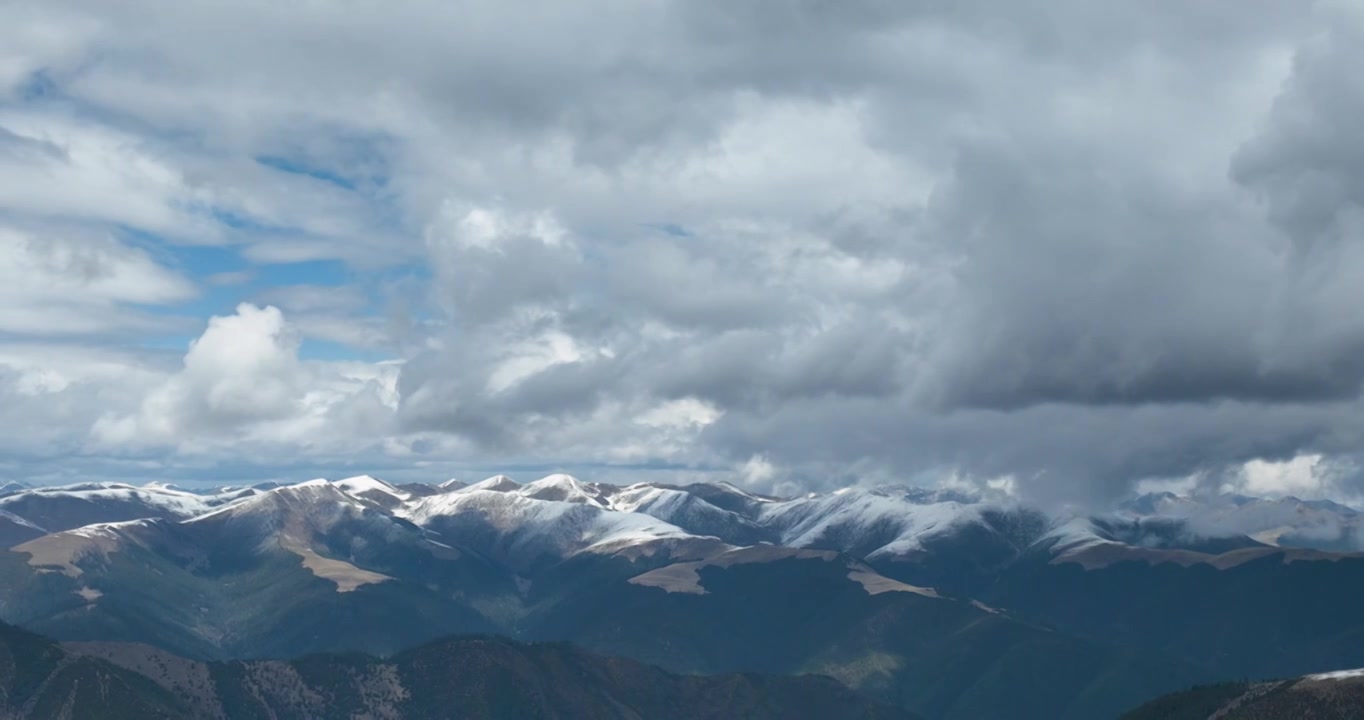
[
  {"left": 0, "top": 620, "right": 919, "bottom": 720},
  {"left": 3, "top": 474, "right": 1363, "bottom": 718}
]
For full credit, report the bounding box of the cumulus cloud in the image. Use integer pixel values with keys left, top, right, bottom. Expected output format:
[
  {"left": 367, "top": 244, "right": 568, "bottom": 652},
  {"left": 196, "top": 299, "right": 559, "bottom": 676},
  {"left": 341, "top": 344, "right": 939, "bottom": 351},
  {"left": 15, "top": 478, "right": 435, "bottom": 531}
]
[{"left": 91, "top": 304, "right": 395, "bottom": 454}]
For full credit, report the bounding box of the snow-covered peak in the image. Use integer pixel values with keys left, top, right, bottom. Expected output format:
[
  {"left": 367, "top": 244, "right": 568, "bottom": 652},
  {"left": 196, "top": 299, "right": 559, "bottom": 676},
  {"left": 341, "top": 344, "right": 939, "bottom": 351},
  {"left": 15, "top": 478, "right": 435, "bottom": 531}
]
[
  {"left": 437, "top": 477, "right": 467, "bottom": 491},
  {"left": 190, "top": 478, "right": 359, "bottom": 525},
  {"left": 0, "top": 481, "right": 30, "bottom": 496},
  {"left": 400, "top": 488, "right": 706, "bottom": 570},
  {"left": 712, "top": 480, "right": 777, "bottom": 502},
  {"left": 334, "top": 475, "right": 411, "bottom": 505},
  {"left": 514, "top": 474, "right": 610, "bottom": 507},
  {"left": 457, "top": 475, "right": 521, "bottom": 494},
  {"left": 757, "top": 486, "right": 998, "bottom": 559},
  {"left": 185, "top": 478, "right": 400, "bottom": 556},
  {"left": 606, "top": 484, "right": 775, "bottom": 545},
  {"left": 1036, "top": 516, "right": 1112, "bottom": 557},
  {"left": 609, "top": 484, "right": 686, "bottom": 515},
  {"left": 0, "top": 482, "right": 217, "bottom": 521}
]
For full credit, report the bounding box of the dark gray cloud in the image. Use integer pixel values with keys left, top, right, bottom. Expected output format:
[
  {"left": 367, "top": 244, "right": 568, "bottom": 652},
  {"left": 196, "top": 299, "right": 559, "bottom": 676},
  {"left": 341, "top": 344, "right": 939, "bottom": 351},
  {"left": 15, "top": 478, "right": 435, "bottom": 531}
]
[
  {"left": 384, "top": 0, "right": 1364, "bottom": 502},
  {"left": 1233, "top": 9, "right": 1364, "bottom": 251},
  {"left": 914, "top": 139, "right": 1364, "bottom": 409}
]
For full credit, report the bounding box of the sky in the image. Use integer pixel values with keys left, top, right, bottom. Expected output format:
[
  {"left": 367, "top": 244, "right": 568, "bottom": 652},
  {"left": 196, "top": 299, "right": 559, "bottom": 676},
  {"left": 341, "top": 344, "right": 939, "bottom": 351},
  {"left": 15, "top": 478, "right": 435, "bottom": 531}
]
[{"left": 2, "top": 0, "right": 1364, "bottom": 504}]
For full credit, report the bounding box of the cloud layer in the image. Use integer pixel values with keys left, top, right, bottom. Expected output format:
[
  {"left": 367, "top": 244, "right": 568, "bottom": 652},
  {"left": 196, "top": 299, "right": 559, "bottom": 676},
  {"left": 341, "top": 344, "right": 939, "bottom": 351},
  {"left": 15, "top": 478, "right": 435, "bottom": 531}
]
[{"left": 3, "top": 0, "right": 1364, "bottom": 503}]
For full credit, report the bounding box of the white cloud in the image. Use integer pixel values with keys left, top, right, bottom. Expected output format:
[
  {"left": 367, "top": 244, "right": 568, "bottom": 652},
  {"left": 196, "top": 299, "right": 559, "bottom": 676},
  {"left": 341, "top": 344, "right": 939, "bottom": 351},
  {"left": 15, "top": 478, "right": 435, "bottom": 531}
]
[
  {"left": 1227, "top": 454, "right": 1358, "bottom": 500},
  {"left": 637, "top": 398, "right": 721, "bottom": 429},
  {"left": 0, "top": 5, "right": 97, "bottom": 99},
  {"left": 0, "top": 224, "right": 196, "bottom": 335},
  {"left": 90, "top": 304, "right": 396, "bottom": 454},
  {"left": 0, "top": 111, "right": 215, "bottom": 238},
  {"left": 741, "top": 454, "right": 776, "bottom": 487}
]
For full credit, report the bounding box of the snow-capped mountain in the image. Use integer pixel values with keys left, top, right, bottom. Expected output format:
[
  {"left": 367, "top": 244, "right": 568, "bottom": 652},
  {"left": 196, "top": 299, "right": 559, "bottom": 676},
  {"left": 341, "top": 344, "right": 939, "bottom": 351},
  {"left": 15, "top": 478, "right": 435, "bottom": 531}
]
[
  {"left": 0, "top": 482, "right": 239, "bottom": 535},
  {"left": 331, "top": 474, "right": 414, "bottom": 509},
  {"left": 191, "top": 478, "right": 403, "bottom": 545},
  {"left": 605, "top": 483, "right": 776, "bottom": 546},
  {"left": 508, "top": 473, "right": 616, "bottom": 507},
  {"left": 0, "top": 481, "right": 31, "bottom": 498},
  {"left": 400, "top": 483, "right": 717, "bottom": 573},
  {"left": 754, "top": 485, "right": 1027, "bottom": 559},
  {"left": 3, "top": 471, "right": 1364, "bottom": 720},
  {"left": 3, "top": 474, "right": 1359, "bottom": 568}
]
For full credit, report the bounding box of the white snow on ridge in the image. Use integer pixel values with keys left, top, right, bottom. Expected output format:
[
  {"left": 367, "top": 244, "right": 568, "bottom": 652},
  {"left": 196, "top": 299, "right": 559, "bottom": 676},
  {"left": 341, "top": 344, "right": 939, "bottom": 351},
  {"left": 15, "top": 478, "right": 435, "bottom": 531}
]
[
  {"left": 757, "top": 488, "right": 994, "bottom": 558},
  {"left": 1307, "top": 668, "right": 1364, "bottom": 681},
  {"left": 29, "top": 473, "right": 1358, "bottom": 569},
  {"left": 513, "top": 474, "right": 611, "bottom": 507},
  {"left": 65, "top": 518, "right": 160, "bottom": 540},
  {"left": 608, "top": 484, "right": 689, "bottom": 515},
  {"left": 0, "top": 483, "right": 218, "bottom": 519},
  {"left": 1039, "top": 517, "right": 1111, "bottom": 552},
  {"left": 334, "top": 475, "right": 411, "bottom": 502},
  {"left": 0, "top": 509, "right": 44, "bottom": 532},
  {"left": 713, "top": 480, "right": 776, "bottom": 503},
  {"left": 456, "top": 475, "right": 521, "bottom": 494},
  {"left": 400, "top": 488, "right": 701, "bottom": 563},
  {"left": 186, "top": 479, "right": 362, "bottom": 529},
  {"left": 14, "top": 519, "right": 158, "bottom": 577}
]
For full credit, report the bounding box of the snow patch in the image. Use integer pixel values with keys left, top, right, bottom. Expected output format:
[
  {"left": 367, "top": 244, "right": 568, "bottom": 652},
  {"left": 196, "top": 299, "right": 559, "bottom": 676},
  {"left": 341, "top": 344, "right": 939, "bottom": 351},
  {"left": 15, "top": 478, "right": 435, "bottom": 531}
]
[
  {"left": 1307, "top": 668, "right": 1364, "bottom": 681},
  {"left": 0, "top": 509, "right": 45, "bottom": 533}
]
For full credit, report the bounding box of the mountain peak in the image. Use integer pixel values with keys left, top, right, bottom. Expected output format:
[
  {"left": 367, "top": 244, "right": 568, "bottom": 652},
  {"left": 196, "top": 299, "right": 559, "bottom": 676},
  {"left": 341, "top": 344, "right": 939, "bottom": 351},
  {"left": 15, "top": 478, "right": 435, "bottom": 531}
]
[
  {"left": 190, "top": 478, "right": 360, "bottom": 526},
  {"left": 334, "top": 475, "right": 411, "bottom": 506},
  {"left": 459, "top": 475, "right": 521, "bottom": 493},
  {"left": 516, "top": 474, "right": 610, "bottom": 507}
]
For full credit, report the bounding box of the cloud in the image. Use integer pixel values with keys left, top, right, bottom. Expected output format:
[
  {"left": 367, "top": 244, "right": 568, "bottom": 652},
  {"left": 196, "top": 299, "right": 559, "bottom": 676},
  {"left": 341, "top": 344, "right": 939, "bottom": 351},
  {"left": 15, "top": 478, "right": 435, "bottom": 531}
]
[
  {"left": 0, "top": 344, "right": 165, "bottom": 460},
  {"left": 0, "top": 224, "right": 196, "bottom": 335},
  {"left": 0, "top": 111, "right": 216, "bottom": 238},
  {"left": 1232, "top": 4, "right": 1364, "bottom": 252},
  {"left": 91, "top": 304, "right": 396, "bottom": 454},
  {"left": 4, "top": 0, "right": 1364, "bottom": 504}
]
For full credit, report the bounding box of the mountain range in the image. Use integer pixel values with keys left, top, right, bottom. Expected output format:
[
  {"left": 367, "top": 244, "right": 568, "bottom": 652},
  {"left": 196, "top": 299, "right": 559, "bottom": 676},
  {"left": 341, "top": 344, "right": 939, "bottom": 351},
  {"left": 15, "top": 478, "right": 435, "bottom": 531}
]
[
  {"left": 0, "top": 620, "right": 915, "bottom": 719},
  {"left": 1, "top": 473, "right": 1362, "bottom": 718}
]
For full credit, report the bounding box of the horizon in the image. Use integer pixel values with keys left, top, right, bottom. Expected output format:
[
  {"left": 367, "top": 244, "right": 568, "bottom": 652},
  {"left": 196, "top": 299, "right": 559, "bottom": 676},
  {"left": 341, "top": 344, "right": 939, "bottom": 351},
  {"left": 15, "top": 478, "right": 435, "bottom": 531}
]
[{"left": 8, "top": 471, "right": 1363, "bottom": 515}]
